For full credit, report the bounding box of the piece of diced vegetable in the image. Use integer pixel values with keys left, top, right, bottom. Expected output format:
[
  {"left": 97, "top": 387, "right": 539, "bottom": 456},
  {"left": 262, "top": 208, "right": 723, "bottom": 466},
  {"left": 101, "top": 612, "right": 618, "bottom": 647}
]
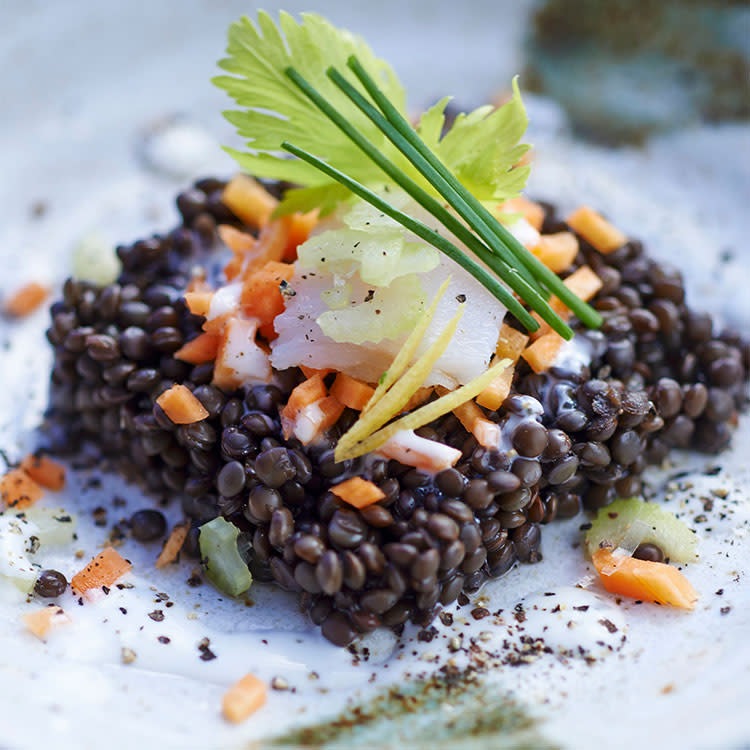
[
  {"left": 476, "top": 361, "right": 515, "bottom": 411},
  {"left": 585, "top": 496, "right": 698, "bottom": 562},
  {"left": 174, "top": 332, "right": 221, "bottom": 364},
  {"left": 72, "top": 232, "right": 121, "bottom": 286},
  {"left": 494, "top": 323, "right": 530, "bottom": 361},
  {"left": 566, "top": 206, "right": 627, "bottom": 254},
  {"left": 299, "top": 366, "right": 334, "bottom": 379},
  {"left": 531, "top": 265, "right": 603, "bottom": 340},
  {"left": 212, "top": 318, "right": 271, "bottom": 390},
  {"left": 521, "top": 333, "right": 564, "bottom": 374},
  {"left": 155, "top": 522, "right": 190, "bottom": 568},
  {"left": 0, "top": 469, "right": 44, "bottom": 509},
  {"left": 218, "top": 224, "right": 257, "bottom": 254},
  {"left": 156, "top": 384, "right": 210, "bottom": 424},
  {"left": 0, "top": 515, "right": 41, "bottom": 592},
  {"left": 592, "top": 546, "right": 698, "bottom": 609},
  {"left": 184, "top": 291, "right": 214, "bottom": 317},
  {"left": 71, "top": 547, "right": 132, "bottom": 594},
  {"left": 331, "top": 477, "right": 385, "bottom": 509},
  {"left": 199, "top": 517, "right": 252, "bottom": 597},
  {"left": 222, "top": 673, "right": 267, "bottom": 723},
  {"left": 3, "top": 282, "right": 49, "bottom": 317},
  {"left": 531, "top": 232, "right": 579, "bottom": 273},
  {"left": 22, "top": 605, "right": 71, "bottom": 639},
  {"left": 281, "top": 210, "right": 319, "bottom": 261},
  {"left": 330, "top": 373, "right": 375, "bottom": 411},
  {"left": 451, "top": 399, "right": 500, "bottom": 449},
  {"left": 241, "top": 260, "right": 295, "bottom": 338},
  {"left": 282, "top": 374, "right": 327, "bottom": 424},
  {"left": 20, "top": 454, "right": 66, "bottom": 491},
  {"left": 253, "top": 219, "right": 290, "bottom": 268},
  {"left": 499, "top": 196, "right": 544, "bottom": 231},
  {"left": 20, "top": 507, "right": 77, "bottom": 546},
  {"left": 222, "top": 175, "right": 278, "bottom": 229}
]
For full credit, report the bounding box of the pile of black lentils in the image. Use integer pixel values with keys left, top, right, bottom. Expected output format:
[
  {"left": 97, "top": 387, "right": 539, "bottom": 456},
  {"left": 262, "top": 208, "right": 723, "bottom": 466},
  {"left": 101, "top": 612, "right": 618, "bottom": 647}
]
[{"left": 44, "top": 177, "right": 749, "bottom": 646}]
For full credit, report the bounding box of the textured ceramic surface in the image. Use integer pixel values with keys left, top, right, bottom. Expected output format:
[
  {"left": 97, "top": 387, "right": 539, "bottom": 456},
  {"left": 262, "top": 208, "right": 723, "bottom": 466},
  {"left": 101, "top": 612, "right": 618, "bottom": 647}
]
[{"left": 1, "top": 3, "right": 749, "bottom": 748}]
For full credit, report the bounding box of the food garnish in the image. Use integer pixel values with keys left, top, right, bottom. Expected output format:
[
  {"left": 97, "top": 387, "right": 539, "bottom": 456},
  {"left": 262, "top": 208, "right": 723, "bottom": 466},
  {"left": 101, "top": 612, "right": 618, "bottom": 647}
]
[
  {"left": 0, "top": 468, "right": 44, "bottom": 509},
  {"left": 155, "top": 521, "right": 190, "bottom": 568},
  {"left": 3, "top": 282, "right": 49, "bottom": 317},
  {"left": 592, "top": 546, "right": 698, "bottom": 610},
  {"left": 222, "top": 672, "right": 267, "bottom": 723},
  {"left": 585, "top": 497, "right": 698, "bottom": 563},
  {"left": 22, "top": 605, "right": 71, "bottom": 640},
  {"left": 215, "top": 12, "right": 603, "bottom": 338},
  {"left": 198, "top": 517, "right": 253, "bottom": 597},
  {"left": 71, "top": 547, "right": 132, "bottom": 595},
  {"left": 20, "top": 454, "right": 66, "bottom": 491}
]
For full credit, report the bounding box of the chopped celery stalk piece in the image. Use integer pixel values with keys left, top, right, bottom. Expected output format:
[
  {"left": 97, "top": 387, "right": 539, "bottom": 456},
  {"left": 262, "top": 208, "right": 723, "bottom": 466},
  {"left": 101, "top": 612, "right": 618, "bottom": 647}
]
[
  {"left": 585, "top": 497, "right": 698, "bottom": 563},
  {"left": 16, "top": 507, "right": 77, "bottom": 546},
  {"left": 0, "top": 516, "right": 40, "bottom": 593},
  {"left": 198, "top": 517, "right": 252, "bottom": 597},
  {"left": 72, "top": 232, "right": 121, "bottom": 286}
]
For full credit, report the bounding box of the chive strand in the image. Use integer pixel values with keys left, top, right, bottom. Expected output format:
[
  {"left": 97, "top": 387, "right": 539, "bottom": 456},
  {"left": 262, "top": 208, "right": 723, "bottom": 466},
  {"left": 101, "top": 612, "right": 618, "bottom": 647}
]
[
  {"left": 346, "top": 55, "right": 603, "bottom": 330},
  {"left": 281, "top": 141, "right": 540, "bottom": 333},
  {"left": 284, "top": 67, "right": 573, "bottom": 339},
  {"left": 327, "top": 66, "right": 543, "bottom": 298}
]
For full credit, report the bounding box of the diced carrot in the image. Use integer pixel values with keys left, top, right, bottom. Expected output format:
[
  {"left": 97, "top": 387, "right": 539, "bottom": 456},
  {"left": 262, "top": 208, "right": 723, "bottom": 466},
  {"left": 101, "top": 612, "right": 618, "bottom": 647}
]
[
  {"left": 218, "top": 224, "right": 257, "bottom": 254},
  {"left": 299, "top": 366, "right": 334, "bottom": 379},
  {"left": 185, "top": 272, "right": 211, "bottom": 294},
  {"left": 330, "top": 476, "right": 386, "bottom": 509},
  {"left": 223, "top": 254, "right": 244, "bottom": 282},
  {"left": 202, "top": 311, "right": 234, "bottom": 336},
  {"left": 222, "top": 673, "right": 267, "bottom": 723},
  {"left": 282, "top": 374, "right": 327, "bottom": 423},
  {"left": 281, "top": 210, "right": 319, "bottom": 261},
  {"left": 400, "top": 387, "right": 434, "bottom": 414},
  {"left": 495, "top": 323, "right": 529, "bottom": 361},
  {"left": 174, "top": 332, "right": 221, "bottom": 364},
  {"left": 155, "top": 521, "right": 190, "bottom": 568},
  {"left": 251, "top": 219, "right": 289, "bottom": 269},
  {"left": 20, "top": 454, "right": 66, "bottom": 491},
  {"left": 71, "top": 547, "right": 132, "bottom": 594},
  {"left": 531, "top": 265, "right": 603, "bottom": 340},
  {"left": 521, "top": 332, "right": 564, "bottom": 374},
  {"left": 222, "top": 175, "right": 278, "bottom": 230},
  {"left": 330, "top": 373, "right": 375, "bottom": 411},
  {"left": 451, "top": 400, "right": 501, "bottom": 449},
  {"left": 0, "top": 468, "right": 44, "bottom": 509},
  {"left": 592, "top": 547, "right": 698, "bottom": 609},
  {"left": 4, "top": 282, "right": 49, "bottom": 317},
  {"left": 240, "top": 260, "right": 295, "bottom": 333},
  {"left": 22, "top": 605, "right": 71, "bottom": 640},
  {"left": 566, "top": 206, "right": 627, "bottom": 254},
  {"left": 477, "top": 362, "right": 515, "bottom": 411},
  {"left": 156, "top": 384, "right": 209, "bottom": 424},
  {"left": 184, "top": 291, "right": 214, "bottom": 317},
  {"left": 499, "top": 196, "right": 545, "bottom": 231},
  {"left": 531, "top": 232, "right": 579, "bottom": 273}
]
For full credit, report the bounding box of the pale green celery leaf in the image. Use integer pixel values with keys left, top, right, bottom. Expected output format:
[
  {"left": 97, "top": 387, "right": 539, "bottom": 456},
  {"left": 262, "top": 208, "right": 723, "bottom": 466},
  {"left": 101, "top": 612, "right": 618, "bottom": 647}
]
[
  {"left": 416, "top": 96, "right": 452, "bottom": 152},
  {"left": 214, "top": 11, "right": 407, "bottom": 204},
  {"left": 435, "top": 77, "right": 530, "bottom": 203},
  {"left": 317, "top": 275, "right": 425, "bottom": 344},
  {"left": 341, "top": 187, "right": 412, "bottom": 231},
  {"left": 271, "top": 184, "right": 352, "bottom": 218}
]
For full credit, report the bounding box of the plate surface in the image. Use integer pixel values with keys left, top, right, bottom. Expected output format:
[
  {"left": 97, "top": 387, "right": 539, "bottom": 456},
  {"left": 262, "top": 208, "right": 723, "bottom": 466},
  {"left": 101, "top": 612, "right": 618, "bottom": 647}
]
[{"left": 1, "top": 3, "right": 749, "bottom": 748}]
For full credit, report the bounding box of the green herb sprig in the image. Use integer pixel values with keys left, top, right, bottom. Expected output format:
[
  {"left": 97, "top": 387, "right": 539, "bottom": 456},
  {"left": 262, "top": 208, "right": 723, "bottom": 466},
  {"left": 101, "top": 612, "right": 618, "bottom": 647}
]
[{"left": 282, "top": 62, "right": 603, "bottom": 338}]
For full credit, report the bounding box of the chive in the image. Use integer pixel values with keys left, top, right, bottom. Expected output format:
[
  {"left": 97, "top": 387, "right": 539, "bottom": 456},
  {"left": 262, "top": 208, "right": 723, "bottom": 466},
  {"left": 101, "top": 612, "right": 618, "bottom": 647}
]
[
  {"left": 345, "top": 55, "right": 603, "bottom": 330},
  {"left": 284, "top": 67, "right": 573, "bottom": 339},
  {"left": 282, "top": 141, "right": 540, "bottom": 333},
  {"left": 327, "top": 66, "right": 543, "bottom": 298}
]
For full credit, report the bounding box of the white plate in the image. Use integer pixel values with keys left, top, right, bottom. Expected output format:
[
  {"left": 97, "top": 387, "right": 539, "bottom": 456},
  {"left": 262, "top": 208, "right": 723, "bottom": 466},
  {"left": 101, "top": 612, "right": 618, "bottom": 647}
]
[{"left": 1, "top": 3, "right": 749, "bottom": 748}]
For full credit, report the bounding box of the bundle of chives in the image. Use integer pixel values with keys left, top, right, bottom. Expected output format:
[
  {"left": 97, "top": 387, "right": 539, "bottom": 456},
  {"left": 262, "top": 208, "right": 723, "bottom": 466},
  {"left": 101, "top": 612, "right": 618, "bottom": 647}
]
[{"left": 281, "top": 61, "right": 603, "bottom": 339}]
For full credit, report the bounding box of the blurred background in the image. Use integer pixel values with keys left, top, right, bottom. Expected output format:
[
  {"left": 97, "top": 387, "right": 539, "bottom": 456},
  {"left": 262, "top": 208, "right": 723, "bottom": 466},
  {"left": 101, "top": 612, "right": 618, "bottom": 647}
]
[{"left": 2, "top": 0, "right": 749, "bottom": 320}]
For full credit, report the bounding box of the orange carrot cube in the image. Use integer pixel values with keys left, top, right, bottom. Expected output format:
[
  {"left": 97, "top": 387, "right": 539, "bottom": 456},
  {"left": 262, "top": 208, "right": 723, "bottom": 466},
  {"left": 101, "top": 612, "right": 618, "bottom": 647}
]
[
  {"left": 20, "top": 454, "right": 66, "bottom": 491},
  {"left": 0, "top": 469, "right": 44, "bottom": 509},
  {"left": 156, "top": 384, "right": 209, "bottom": 424}
]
